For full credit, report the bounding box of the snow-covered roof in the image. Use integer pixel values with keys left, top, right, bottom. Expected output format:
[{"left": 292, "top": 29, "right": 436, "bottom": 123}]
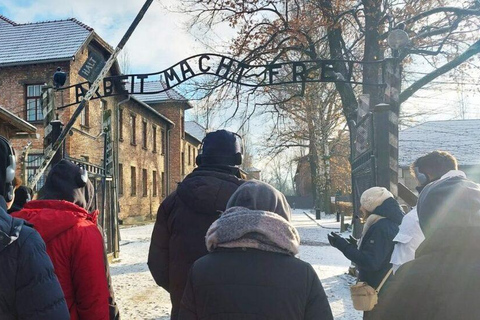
[
  {"left": 0, "top": 15, "right": 92, "bottom": 66},
  {"left": 399, "top": 119, "right": 480, "bottom": 167},
  {"left": 132, "top": 81, "right": 192, "bottom": 108},
  {"left": 185, "top": 121, "right": 205, "bottom": 143}
]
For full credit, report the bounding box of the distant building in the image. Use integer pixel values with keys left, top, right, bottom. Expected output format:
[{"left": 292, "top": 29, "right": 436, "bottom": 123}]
[
  {"left": 399, "top": 119, "right": 480, "bottom": 193},
  {"left": 294, "top": 156, "right": 313, "bottom": 197}
]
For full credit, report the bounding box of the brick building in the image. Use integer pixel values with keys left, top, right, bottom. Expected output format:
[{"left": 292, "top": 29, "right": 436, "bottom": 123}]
[
  {"left": 0, "top": 15, "right": 203, "bottom": 222},
  {"left": 184, "top": 121, "right": 206, "bottom": 177},
  {"left": 116, "top": 96, "right": 173, "bottom": 223}
]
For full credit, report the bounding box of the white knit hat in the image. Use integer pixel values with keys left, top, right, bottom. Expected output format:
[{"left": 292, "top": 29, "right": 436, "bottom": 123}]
[{"left": 360, "top": 187, "right": 394, "bottom": 213}]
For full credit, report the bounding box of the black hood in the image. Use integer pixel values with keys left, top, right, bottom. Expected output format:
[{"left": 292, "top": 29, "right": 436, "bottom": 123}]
[
  {"left": 226, "top": 180, "right": 292, "bottom": 221},
  {"left": 177, "top": 167, "right": 244, "bottom": 215},
  {"left": 417, "top": 176, "right": 480, "bottom": 238},
  {"left": 38, "top": 160, "right": 94, "bottom": 210},
  {"left": 372, "top": 197, "right": 404, "bottom": 225}
]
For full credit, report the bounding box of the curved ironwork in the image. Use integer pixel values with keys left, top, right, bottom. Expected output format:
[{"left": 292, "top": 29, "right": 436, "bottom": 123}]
[{"left": 58, "top": 53, "right": 387, "bottom": 108}]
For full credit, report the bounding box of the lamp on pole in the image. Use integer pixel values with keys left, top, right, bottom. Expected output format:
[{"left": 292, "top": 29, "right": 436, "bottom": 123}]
[{"left": 373, "top": 26, "right": 409, "bottom": 196}]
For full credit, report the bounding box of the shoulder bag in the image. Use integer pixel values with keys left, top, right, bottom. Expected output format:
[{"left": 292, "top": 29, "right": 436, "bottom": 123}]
[{"left": 350, "top": 269, "right": 392, "bottom": 311}]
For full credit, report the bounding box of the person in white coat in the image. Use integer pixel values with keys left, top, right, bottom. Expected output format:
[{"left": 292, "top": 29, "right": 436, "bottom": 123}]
[{"left": 390, "top": 150, "right": 461, "bottom": 273}]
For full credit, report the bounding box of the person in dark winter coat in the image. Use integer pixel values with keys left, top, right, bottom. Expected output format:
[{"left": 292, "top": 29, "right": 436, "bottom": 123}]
[
  {"left": 367, "top": 175, "right": 480, "bottom": 320},
  {"left": 8, "top": 185, "right": 33, "bottom": 214},
  {"left": 0, "top": 136, "right": 69, "bottom": 320},
  {"left": 148, "top": 130, "right": 245, "bottom": 320},
  {"left": 178, "top": 180, "right": 334, "bottom": 320},
  {"left": 12, "top": 160, "right": 110, "bottom": 320},
  {"left": 328, "top": 187, "right": 404, "bottom": 288}
]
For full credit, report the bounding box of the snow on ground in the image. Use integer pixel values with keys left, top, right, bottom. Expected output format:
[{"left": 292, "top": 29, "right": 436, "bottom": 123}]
[{"left": 111, "top": 209, "right": 361, "bottom": 320}]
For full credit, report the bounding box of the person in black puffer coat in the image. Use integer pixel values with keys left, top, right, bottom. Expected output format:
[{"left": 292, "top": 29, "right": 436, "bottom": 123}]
[
  {"left": 0, "top": 136, "right": 69, "bottom": 320},
  {"left": 367, "top": 175, "right": 480, "bottom": 320},
  {"left": 148, "top": 130, "right": 244, "bottom": 320},
  {"left": 179, "top": 180, "right": 333, "bottom": 320},
  {"left": 328, "top": 187, "right": 403, "bottom": 319}
]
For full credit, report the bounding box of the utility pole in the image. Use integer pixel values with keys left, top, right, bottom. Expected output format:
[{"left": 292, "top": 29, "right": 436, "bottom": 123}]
[{"left": 28, "top": 0, "right": 154, "bottom": 189}]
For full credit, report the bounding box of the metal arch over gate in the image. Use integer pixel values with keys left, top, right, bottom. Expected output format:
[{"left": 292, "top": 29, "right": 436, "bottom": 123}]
[{"left": 57, "top": 53, "right": 388, "bottom": 109}]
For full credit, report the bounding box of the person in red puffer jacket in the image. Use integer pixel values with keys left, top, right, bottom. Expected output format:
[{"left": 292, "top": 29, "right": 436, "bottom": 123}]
[{"left": 12, "top": 160, "right": 109, "bottom": 320}]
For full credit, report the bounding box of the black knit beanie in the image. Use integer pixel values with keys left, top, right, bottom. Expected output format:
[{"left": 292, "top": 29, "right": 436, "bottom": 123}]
[
  {"left": 38, "top": 159, "right": 92, "bottom": 210},
  {"left": 199, "top": 130, "right": 241, "bottom": 166}
]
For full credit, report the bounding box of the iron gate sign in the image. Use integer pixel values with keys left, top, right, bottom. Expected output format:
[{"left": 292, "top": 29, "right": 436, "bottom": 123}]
[
  {"left": 79, "top": 49, "right": 107, "bottom": 83},
  {"left": 59, "top": 53, "right": 385, "bottom": 108}
]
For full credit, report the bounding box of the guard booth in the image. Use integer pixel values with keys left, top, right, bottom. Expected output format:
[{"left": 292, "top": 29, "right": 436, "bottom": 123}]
[{"left": 67, "top": 156, "right": 120, "bottom": 258}]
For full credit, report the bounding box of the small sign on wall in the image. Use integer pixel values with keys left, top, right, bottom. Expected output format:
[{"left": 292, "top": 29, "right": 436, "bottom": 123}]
[{"left": 79, "top": 49, "right": 106, "bottom": 83}]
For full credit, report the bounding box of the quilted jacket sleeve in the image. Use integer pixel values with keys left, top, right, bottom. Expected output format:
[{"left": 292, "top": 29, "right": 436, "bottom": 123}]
[
  {"left": 338, "top": 221, "right": 396, "bottom": 271},
  {"left": 178, "top": 269, "right": 197, "bottom": 320},
  {"left": 71, "top": 224, "right": 110, "bottom": 320},
  {"left": 148, "top": 194, "right": 175, "bottom": 291},
  {"left": 16, "top": 227, "right": 70, "bottom": 320}
]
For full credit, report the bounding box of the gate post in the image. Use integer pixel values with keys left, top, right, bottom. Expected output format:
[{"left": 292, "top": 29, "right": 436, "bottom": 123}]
[{"left": 373, "top": 59, "right": 401, "bottom": 196}]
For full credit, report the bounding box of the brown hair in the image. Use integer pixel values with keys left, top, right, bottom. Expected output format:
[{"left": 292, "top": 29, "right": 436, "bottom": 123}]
[
  {"left": 13, "top": 176, "right": 22, "bottom": 188},
  {"left": 410, "top": 151, "right": 458, "bottom": 180}
]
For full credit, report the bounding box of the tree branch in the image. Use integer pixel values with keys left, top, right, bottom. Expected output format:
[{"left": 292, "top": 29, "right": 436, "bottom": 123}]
[
  {"left": 404, "top": 6, "right": 480, "bottom": 26},
  {"left": 400, "top": 39, "right": 480, "bottom": 103}
]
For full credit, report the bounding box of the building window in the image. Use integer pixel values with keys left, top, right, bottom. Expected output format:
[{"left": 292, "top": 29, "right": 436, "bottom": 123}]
[
  {"left": 193, "top": 148, "right": 196, "bottom": 166},
  {"left": 188, "top": 145, "right": 191, "bottom": 165},
  {"left": 118, "top": 163, "right": 124, "bottom": 196},
  {"left": 130, "top": 114, "right": 136, "bottom": 145},
  {"left": 153, "top": 170, "right": 157, "bottom": 197},
  {"left": 26, "top": 154, "right": 45, "bottom": 190},
  {"left": 152, "top": 126, "right": 157, "bottom": 153},
  {"left": 26, "top": 84, "right": 43, "bottom": 122},
  {"left": 131, "top": 166, "right": 136, "bottom": 196},
  {"left": 80, "top": 101, "right": 89, "bottom": 127},
  {"left": 142, "top": 120, "right": 147, "bottom": 149},
  {"left": 181, "top": 116, "right": 185, "bottom": 138},
  {"left": 181, "top": 152, "right": 185, "bottom": 175},
  {"left": 161, "top": 129, "right": 166, "bottom": 155},
  {"left": 119, "top": 108, "right": 124, "bottom": 141},
  {"left": 161, "top": 172, "right": 165, "bottom": 197},
  {"left": 142, "top": 169, "right": 148, "bottom": 197}
]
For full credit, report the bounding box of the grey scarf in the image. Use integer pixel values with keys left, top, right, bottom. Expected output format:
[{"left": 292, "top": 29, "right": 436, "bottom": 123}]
[{"left": 206, "top": 206, "right": 301, "bottom": 256}]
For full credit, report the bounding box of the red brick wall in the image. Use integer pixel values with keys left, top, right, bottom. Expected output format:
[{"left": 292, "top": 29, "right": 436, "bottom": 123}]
[
  {"left": 116, "top": 99, "right": 169, "bottom": 221},
  {"left": 148, "top": 103, "right": 185, "bottom": 192}
]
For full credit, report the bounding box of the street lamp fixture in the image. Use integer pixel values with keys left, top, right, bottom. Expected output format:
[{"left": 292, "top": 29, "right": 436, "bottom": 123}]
[{"left": 387, "top": 29, "right": 410, "bottom": 57}]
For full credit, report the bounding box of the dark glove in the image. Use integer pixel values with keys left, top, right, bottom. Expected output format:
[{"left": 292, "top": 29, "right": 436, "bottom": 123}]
[
  {"left": 327, "top": 232, "right": 349, "bottom": 251},
  {"left": 347, "top": 235, "right": 358, "bottom": 246}
]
